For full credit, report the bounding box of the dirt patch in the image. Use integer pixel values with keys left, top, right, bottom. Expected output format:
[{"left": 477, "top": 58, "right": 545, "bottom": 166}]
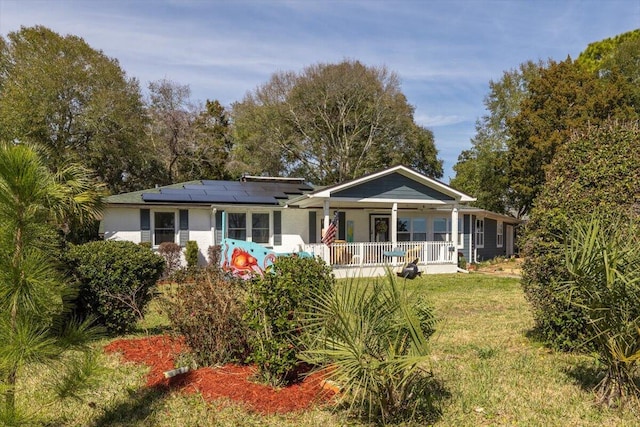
[
  {"left": 470, "top": 258, "right": 523, "bottom": 277},
  {"left": 104, "top": 336, "right": 335, "bottom": 415}
]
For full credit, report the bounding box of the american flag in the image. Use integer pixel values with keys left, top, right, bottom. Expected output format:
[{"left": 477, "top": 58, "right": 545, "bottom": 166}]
[{"left": 321, "top": 212, "right": 339, "bottom": 246}]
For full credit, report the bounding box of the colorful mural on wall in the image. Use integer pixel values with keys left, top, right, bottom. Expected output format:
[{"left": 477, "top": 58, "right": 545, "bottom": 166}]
[{"left": 220, "top": 238, "right": 312, "bottom": 279}]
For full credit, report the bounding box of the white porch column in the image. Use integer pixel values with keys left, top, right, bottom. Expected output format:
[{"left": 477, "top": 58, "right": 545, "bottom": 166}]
[
  {"left": 451, "top": 205, "right": 459, "bottom": 245},
  {"left": 322, "top": 199, "right": 331, "bottom": 264},
  {"left": 391, "top": 202, "right": 398, "bottom": 248},
  {"left": 451, "top": 205, "right": 459, "bottom": 262}
]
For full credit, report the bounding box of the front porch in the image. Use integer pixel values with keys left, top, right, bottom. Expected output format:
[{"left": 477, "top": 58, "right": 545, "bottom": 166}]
[{"left": 301, "top": 240, "right": 458, "bottom": 278}]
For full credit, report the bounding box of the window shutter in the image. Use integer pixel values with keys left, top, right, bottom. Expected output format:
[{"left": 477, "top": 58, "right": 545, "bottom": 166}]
[
  {"left": 308, "top": 211, "right": 317, "bottom": 243},
  {"left": 273, "top": 211, "right": 282, "bottom": 246},
  {"left": 215, "top": 210, "right": 224, "bottom": 244},
  {"left": 179, "top": 210, "right": 189, "bottom": 246},
  {"left": 338, "top": 211, "right": 346, "bottom": 241},
  {"left": 140, "top": 209, "right": 151, "bottom": 243}
]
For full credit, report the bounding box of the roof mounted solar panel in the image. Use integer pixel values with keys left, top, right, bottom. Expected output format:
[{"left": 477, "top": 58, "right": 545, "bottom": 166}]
[
  {"left": 189, "top": 194, "right": 237, "bottom": 203},
  {"left": 161, "top": 188, "right": 206, "bottom": 195},
  {"left": 233, "top": 195, "right": 279, "bottom": 204}
]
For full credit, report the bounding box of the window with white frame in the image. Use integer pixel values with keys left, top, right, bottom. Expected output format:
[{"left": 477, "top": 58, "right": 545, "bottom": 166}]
[
  {"left": 475, "top": 218, "right": 485, "bottom": 248},
  {"left": 252, "top": 213, "right": 270, "bottom": 244},
  {"left": 228, "top": 213, "right": 247, "bottom": 240},
  {"left": 154, "top": 212, "right": 175, "bottom": 245},
  {"left": 433, "top": 218, "right": 448, "bottom": 241},
  {"left": 397, "top": 217, "right": 427, "bottom": 241},
  {"left": 413, "top": 218, "right": 427, "bottom": 241},
  {"left": 397, "top": 218, "right": 410, "bottom": 241},
  {"left": 497, "top": 220, "right": 504, "bottom": 247}
]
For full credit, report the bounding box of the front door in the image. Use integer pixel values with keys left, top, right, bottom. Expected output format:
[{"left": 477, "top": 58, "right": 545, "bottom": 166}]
[{"left": 370, "top": 215, "right": 390, "bottom": 242}]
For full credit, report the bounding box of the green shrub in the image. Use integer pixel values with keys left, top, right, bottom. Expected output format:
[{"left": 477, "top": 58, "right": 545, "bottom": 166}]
[
  {"left": 245, "top": 255, "right": 335, "bottom": 386},
  {"left": 158, "top": 241, "right": 182, "bottom": 278},
  {"left": 185, "top": 240, "right": 199, "bottom": 267},
  {"left": 522, "top": 122, "right": 640, "bottom": 350},
  {"left": 563, "top": 215, "right": 640, "bottom": 406},
  {"left": 67, "top": 240, "right": 165, "bottom": 334},
  {"left": 301, "top": 270, "right": 437, "bottom": 424},
  {"left": 165, "top": 267, "right": 250, "bottom": 366}
]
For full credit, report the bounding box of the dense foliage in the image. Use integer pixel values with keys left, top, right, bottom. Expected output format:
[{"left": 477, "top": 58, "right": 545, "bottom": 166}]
[
  {"left": 66, "top": 240, "right": 165, "bottom": 334},
  {"left": 165, "top": 268, "right": 250, "bottom": 366},
  {"left": 563, "top": 216, "right": 640, "bottom": 407},
  {"left": 453, "top": 29, "right": 640, "bottom": 218},
  {"left": 521, "top": 122, "right": 640, "bottom": 350},
  {"left": 0, "top": 26, "right": 162, "bottom": 194},
  {"left": 245, "top": 256, "right": 335, "bottom": 386},
  {"left": 302, "top": 270, "right": 437, "bottom": 423}
]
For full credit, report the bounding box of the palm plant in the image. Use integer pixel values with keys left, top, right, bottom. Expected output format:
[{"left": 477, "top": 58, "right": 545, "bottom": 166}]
[
  {"left": 0, "top": 142, "right": 104, "bottom": 424},
  {"left": 563, "top": 215, "right": 640, "bottom": 406},
  {"left": 301, "top": 270, "right": 437, "bottom": 424}
]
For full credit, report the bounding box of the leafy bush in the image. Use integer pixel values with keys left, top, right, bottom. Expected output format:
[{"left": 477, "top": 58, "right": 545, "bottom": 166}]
[
  {"left": 165, "top": 267, "right": 250, "bottom": 366},
  {"left": 563, "top": 216, "right": 640, "bottom": 406},
  {"left": 245, "top": 255, "right": 335, "bottom": 386},
  {"left": 185, "top": 240, "right": 199, "bottom": 267},
  {"left": 66, "top": 240, "right": 165, "bottom": 334},
  {"left": 301, "top": 270, "right": 438, "bottom": 424},
  {"left": 521, "top": 122, "right": 640, "bottom": 350},
  {"left": 158, "top": 241, "right": 182, "bottom": 278}
]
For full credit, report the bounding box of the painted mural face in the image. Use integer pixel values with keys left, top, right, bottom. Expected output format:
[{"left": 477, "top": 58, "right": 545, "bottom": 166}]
[{"left": 221, "top": 240, "right": 276, "bottom": 279}]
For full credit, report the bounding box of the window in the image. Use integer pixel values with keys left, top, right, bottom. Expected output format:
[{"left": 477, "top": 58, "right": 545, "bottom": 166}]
[
  {"left": 154, "top": 212, "right": 175, "bottom": 245},
  {"left": 497, "top": 221, "right": 503, "bottom": 247},
  {"left": 433, "top": 218, "right": 447, "bottom": 241},
  {"left": 228, "top": 213, "right": 247, "bottom": 240},
  {"left": 475, "top": 218, "right": 484, "bottom": 248},
  {"left": 397, "top": 217, "right": 427, "bottom": 241},
  {"left": 252, "top": 213, "right": 270, "bottom": 244},
  {"left": 397, "top": 218, "right": 410, "bottom": 241},
  {"left": 412, "top": 218, "right": 427, "bottom": 241}
]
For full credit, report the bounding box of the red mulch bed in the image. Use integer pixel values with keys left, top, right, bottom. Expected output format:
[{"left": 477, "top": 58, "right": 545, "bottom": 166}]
[{"left": 104, "top": 335, "right": 336, "bottom": 415}]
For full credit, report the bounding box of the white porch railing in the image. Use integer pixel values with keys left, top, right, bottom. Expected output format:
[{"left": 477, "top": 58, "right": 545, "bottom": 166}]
[{"left": 301, "top": 241, "right": 457, "bottom": 268}]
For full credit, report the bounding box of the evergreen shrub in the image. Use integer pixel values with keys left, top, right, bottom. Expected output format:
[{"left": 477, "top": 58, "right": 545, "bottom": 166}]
[
  {"left": 185, "top": 240, "right": 199, "bottom": 267},
  {"left": 67, "top": 240, "right": 165, "bottom": 334},
  {"left": 245, "top": 255, "right": 335, "bottom": 386}
]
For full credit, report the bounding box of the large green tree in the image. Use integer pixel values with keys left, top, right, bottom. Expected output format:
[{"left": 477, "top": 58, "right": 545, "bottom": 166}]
[
  {"left": 576, "top": 29, "right": 640, "bottom": 73},
  {"left": 506, "top": 57, "right": 636, "bottom": 216},
  {"left": 0, "top": 26, "right": 161, "bottom": 193},
  {"left": 0, "top": 142, "right": 103, "bottom": 424},
  {"left": 451, "top": 61, "right": 542, "bottom": 216},
  {"left": 231, "top": 60, "right": 442, "bottom": 184}
]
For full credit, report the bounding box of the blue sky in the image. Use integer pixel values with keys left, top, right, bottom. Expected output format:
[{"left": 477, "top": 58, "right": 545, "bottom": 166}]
[{"left": 1, "top": 0, "right": 638, "bottom": 182}]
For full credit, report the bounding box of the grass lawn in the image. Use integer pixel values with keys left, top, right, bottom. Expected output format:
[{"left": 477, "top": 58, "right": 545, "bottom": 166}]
[{"left": 22, "top": 273, "right": 640, "bottom": 426}]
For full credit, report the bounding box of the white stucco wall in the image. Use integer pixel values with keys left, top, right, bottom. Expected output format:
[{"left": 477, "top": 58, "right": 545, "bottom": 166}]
[{"left": 102, "top": 207, "right": 142, "bottom": 243}]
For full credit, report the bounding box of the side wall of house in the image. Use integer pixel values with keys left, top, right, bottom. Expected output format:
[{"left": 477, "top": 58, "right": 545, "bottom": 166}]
[{"left": 103, "top": 206, "right": 215, "bottom": 266}]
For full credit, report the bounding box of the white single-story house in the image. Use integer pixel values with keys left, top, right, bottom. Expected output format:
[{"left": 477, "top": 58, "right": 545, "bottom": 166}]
[{"left": 101, "top": 165, "right": 520, "bottom": 277}]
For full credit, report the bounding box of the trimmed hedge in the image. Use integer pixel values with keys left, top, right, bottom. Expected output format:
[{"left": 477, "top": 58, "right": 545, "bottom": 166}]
[
  {"left": 66, "top": 240, "right": 165, "bottom": 334},
  {"left": 521, "top": 122, "right": 640, "bottom": 350}
]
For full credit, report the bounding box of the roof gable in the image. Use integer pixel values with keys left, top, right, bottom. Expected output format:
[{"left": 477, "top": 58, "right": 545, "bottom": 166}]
[{"left": 333, "top": 172, "right": 454, "bottom": 201}]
